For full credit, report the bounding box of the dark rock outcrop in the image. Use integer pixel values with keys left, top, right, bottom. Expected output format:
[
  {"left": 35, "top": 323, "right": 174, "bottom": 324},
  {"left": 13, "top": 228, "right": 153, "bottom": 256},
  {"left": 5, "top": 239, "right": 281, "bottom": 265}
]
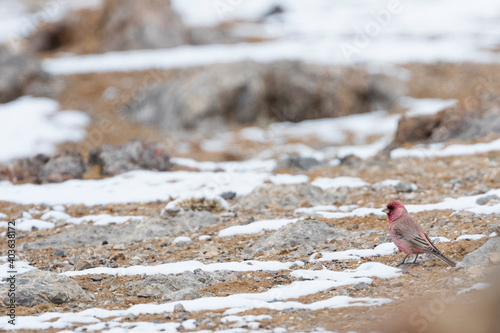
[{"left": 122, "top": 61, "right": 403, "bottom": 132}]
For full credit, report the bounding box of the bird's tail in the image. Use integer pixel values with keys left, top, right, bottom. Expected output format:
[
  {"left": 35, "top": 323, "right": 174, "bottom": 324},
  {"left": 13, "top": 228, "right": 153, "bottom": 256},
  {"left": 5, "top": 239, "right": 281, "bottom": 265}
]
[{"left": 432, "top": 251, "right": 456, "bottom": 267}]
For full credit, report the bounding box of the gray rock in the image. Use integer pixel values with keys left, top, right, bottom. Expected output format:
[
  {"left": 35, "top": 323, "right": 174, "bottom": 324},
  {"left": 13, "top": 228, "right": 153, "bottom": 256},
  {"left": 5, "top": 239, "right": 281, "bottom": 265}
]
[
  {"left": 220, "top": 191, "right": 236, "bottom": 200},
  {"left": 29, "top": 0, "right": 189, "bottom": 53},
  {"left": 234, "top": 183, "right": 342, "bottom": 211},
  {"left": 40, "top": 149, "right": 85, "bottom": 183},
  {"left": 53, "top": 249, "right": 67, "bottom": 257},
  {"left": 0, "top": 270, "right": 90, "bottom": 307},
  {"left": 89, "top": 140, "right": 170, "bottom": 176},
  {"left": 0, "top": 46, "right": 52, "bottom": 103},
  {"left": 0, "top": 154, "right": 49, "bottom": 183},
  {"left": 246, "top": 220, "right": 352, "bottom": 255},
  {"left": 127, "top": 269, "right": 228, "bottom": 301},
  {"left": 354, "top": 282, "right": 369, "bottom": 290},
  {"left": 394, "top": 181, "right": 415, "bottom": 193},
  {"left": 122, "top": 61, "right": 402, "bottom": 132},
  {"left": 174, "top": 303, "right": 186, "bottom": 313},
  {"left": 476, "top": 194, "right": 500, "bottom": 206},
  {"left": 458, "top": 238, "right": 500, "bottom": 268},
  {"left": 276, "top": 156, "right": 321, "bottom": 170},
  {"left": 22, "top": 211, "right": 218, "bottom": 249}
]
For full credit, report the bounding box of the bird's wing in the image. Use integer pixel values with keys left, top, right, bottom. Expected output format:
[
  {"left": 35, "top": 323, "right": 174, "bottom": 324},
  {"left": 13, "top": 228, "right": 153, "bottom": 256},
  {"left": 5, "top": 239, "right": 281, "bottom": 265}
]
[{"left": 408, "top": 232, "right": 440, "bottom": 254}]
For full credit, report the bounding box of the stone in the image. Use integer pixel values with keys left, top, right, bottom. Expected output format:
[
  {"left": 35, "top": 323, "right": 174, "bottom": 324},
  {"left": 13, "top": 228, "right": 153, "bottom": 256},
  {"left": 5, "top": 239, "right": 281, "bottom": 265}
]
[
  {"left": 89, "top": 140, "right": 170, "bottom": 176},
  {"left": 29, "top": 0, "right": 189, "bottom": 53},
  {"left": 476, "top": 194, "right": 500, "bottom": 206},
  {"left": 354, "top": 282, "right": 369, "bottom": 290},
  {"left": 0, "top": 46, "right": 52, "bottom": 103},
  {"left": 122, "top": 61, "right": 402, "bottom": 132},
  {"left": 457, "top": 238, "right": 500, "bottom": 268},
  {"left": 174, "top": 303, "right": 186, "bottom": 313},
  {"left": 489, "top": 252, "right": 500, "bottom": 264},
  {"left": 246, "top": 220, "right": 352, "bottom": 255},
  {"left": 0, "top": 270, "right": 90, "bottom": 307},
  {"left": 276, "top": 156, "right": 321, "bottom": 170},
  {"left": 220, "top": 191, "right": 236, "bottom": 200},
  {"left": 75, "top": 260, "right": 94, "bottom": 271},
  {"left": 393, "top": 94, "right": 500, "bottom": 146},
  {"left": 40, "top": 149, "right": 85, "bottom": 183},
  {"left": 234, "top": 183, "right": 343, "bottom": 211},
  {"left": 394, "top": 181, "right": 415, "bottom": 193},
  {"left": 53, "top": 249, "right": 67, "bottom": 257}
]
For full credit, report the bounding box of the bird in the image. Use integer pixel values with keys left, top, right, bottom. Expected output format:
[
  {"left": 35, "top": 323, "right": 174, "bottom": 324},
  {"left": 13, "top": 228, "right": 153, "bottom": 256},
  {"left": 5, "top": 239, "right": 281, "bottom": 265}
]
[{"left": 382, "top": 200, "right": 456, "bottom": 267}]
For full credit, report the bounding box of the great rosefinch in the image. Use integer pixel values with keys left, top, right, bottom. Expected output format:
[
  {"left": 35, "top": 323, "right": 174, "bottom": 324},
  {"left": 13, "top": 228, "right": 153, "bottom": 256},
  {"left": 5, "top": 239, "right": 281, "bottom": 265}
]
[{"left": 382, "top": 200, "right": 456, "bottom": 267}]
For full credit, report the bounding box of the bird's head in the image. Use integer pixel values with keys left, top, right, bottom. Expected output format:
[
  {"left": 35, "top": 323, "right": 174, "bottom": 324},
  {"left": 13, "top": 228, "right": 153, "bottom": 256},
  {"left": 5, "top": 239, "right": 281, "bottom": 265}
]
[{"left": 382, "top": 200, "right": 406, "bottom": 223}]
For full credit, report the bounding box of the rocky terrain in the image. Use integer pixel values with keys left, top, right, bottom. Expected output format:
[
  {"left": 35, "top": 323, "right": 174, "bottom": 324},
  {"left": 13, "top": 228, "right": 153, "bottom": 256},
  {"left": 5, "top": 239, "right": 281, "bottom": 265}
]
[{"left": 0, "top": 1, "right": 500, "bottom": 333}]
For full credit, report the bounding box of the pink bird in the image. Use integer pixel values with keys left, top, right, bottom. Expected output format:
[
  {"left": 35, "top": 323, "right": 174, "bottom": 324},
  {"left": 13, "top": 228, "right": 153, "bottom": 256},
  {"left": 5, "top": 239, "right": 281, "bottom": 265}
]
[{"left": 382, "top": 200, "right": 456, "bottom": 267}]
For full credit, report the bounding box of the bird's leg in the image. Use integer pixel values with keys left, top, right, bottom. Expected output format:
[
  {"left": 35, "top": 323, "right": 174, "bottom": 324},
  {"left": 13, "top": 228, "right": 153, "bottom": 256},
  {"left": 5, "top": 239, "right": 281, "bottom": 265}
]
[
  {"left": 412, "top": 254, "right": 419, "bottom": 264},
  {"left": 396, "top": 254, "right": 409, "bottom": 266}
]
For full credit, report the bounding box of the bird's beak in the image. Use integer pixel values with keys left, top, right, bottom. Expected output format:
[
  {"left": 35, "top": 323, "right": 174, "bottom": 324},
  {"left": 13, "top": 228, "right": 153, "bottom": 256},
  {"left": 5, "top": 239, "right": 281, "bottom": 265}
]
[{"left": 382, "top": 208, "right": 390, "bottom": 214}]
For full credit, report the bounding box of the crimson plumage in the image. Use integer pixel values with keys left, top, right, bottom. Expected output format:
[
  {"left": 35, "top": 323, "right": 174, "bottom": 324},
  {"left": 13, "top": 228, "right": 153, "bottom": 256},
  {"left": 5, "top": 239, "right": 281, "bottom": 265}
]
[{"left": 383, "top": 200, "right": 456, "bottom": 267}]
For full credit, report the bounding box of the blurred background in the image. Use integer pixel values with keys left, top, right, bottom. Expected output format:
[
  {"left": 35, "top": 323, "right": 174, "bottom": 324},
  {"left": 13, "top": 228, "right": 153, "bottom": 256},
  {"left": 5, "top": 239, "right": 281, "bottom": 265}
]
[{"left": 0, "top": 1, "right": 500, "bottom": 332}]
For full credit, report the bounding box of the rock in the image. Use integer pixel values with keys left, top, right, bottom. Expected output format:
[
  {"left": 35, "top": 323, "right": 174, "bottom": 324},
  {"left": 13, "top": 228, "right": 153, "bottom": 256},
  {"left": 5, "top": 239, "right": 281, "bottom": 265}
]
[
  {"left": 174, "top": 303, "right": 186, "bottom": 313},
  {"left": 476, "top": 194, "right": 500, "bottom": 206},
  {"left": 29, "top": 0, "right": 189, "bottom": 53},
  {"left": 234, "top": 183, "right": 342, "bottom": 211},
  {"left": 354, "top": 282, "right": 369, "bottom": 290},
  {"left": 339, "top": 154, "right": 363, "bottom": 166},
  {"left": 458, "top": 238, "right": 500, "bottom": 268},
  {"left": 53, "top": 249, "right": 67, "bottom": 257},
  {"left": 276, "top": 156, "right": 321, "bottom": 170},
  {"left": 220, "top": 191, "right": 236, "bottom": 200},
  {"left": 394, "top": 181, "right": 415, "bottom": 193},
  {"left": 127, "top": 269, "right": 227, "bottom": 301},
  {"left": 89, "top": 140, "right": 170, "bottom": 176},
  {"left": 122, "top": 61, "right": 402, "bottom": 132},
  {"left": 0, "top": 154, "right": 49, "bottom": 183},
  {"left": 0, "top": 270, "right": 90, "bottom": 307},
  {"left": 22, "top": 211, "right": 219, "bottom": 249},
  {"left": 246, "top": 220, "right": 352, "bottom": 255},
  {"left": 90, "top": 275, "right": 103, "bottom": 281},
  {"left": 75, "top": 260, "right": 94, "bottom": 271},
  {"left": 40, "top": 149, "right": 85, "bottom": 183},
  {"left": 489, "top": 252, "right": 500, "bottom": 264},
  {"left": 0, "top": 46, "right": 52, "bottom": 103},
  {"left": 394, "top": 94, "right": 500, "bottom": 146}
]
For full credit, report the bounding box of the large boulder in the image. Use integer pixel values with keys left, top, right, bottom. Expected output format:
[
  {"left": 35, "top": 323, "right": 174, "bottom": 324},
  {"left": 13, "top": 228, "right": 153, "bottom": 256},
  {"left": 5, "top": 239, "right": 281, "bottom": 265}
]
[
  {"left": 395, "top": 94, "right": 500, "bottom": 145},
  {"left": 88, "top": 140, "right": 171, "bottom": 176},
  {"left": 233, "top": 183, "right": 343, "bottom": 211},
  {"left": 29, "top": 0, "right": 189, "bottom": 53},
  {"left": 122, "top": 61, "right": 403, "bottom": 131},
  {"left": 0, "top": 46, "right": 51, "bottom": 103},
  {"left": 245, "top": 219, "right": 352, "bottom": 255},
  {"left": 0, "top": 270, "right": 90, "bottom": 307}
]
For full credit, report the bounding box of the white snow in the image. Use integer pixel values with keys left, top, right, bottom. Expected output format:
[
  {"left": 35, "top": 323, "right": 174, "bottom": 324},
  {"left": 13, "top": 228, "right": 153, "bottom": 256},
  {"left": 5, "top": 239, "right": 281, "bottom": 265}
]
[
  {"left": 401, "top": 97, "right": 457, "bottom": 117},
  {"left": 0, "top": 213, "right": 7, "bottom": 219},
  {"left": 0, "top": 170, "right": 268, "bottom": 205},
  {"left": 268, "top": 174, "right": 309, "bottom": 185},
  {"left": 458, "top": 282, "right": 491, "bottom": 294},
  {"left": 62, "top": 260, "right": 296, "bottom": 277},
  {"left": 391, "top": 138, "right": 500, "bottom": 159},
  {"left": 40, "top": 211, "right": 72, "bottom": 221},
  {"left": 171, "top": 157, "right": 276, "bottom": 173},
  {"left": 456, "top": 234, "right": 486, "bottom": 241},
  {"left": 0, "top": 97, "right": 90, "bottom": 163},
  {"left": 42, "top": 0, "right": 500, "bottom": 75},
  {"left": 15, "top": 219, "right": 54, "bottom": 231},
  {"left": 294, "top": 205, "right": 338, "bottom": 216},
  {"left": 311, "top": 243, "right": 398, "bottom": 262},
  {"left": 312, "top": 177, "right": 370, "bottom": 190},
  {"left": 173, "top": 236, "right": 192, "bottom": 244},
  {"left": 218, "top": 218, "right": 299, "bottom": 237},
  {"left": 0, "top": 261, "right": 36, "bottom": 280},
  {"left": 67, "top": 214, "right": 144, "bottom": 226}
]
